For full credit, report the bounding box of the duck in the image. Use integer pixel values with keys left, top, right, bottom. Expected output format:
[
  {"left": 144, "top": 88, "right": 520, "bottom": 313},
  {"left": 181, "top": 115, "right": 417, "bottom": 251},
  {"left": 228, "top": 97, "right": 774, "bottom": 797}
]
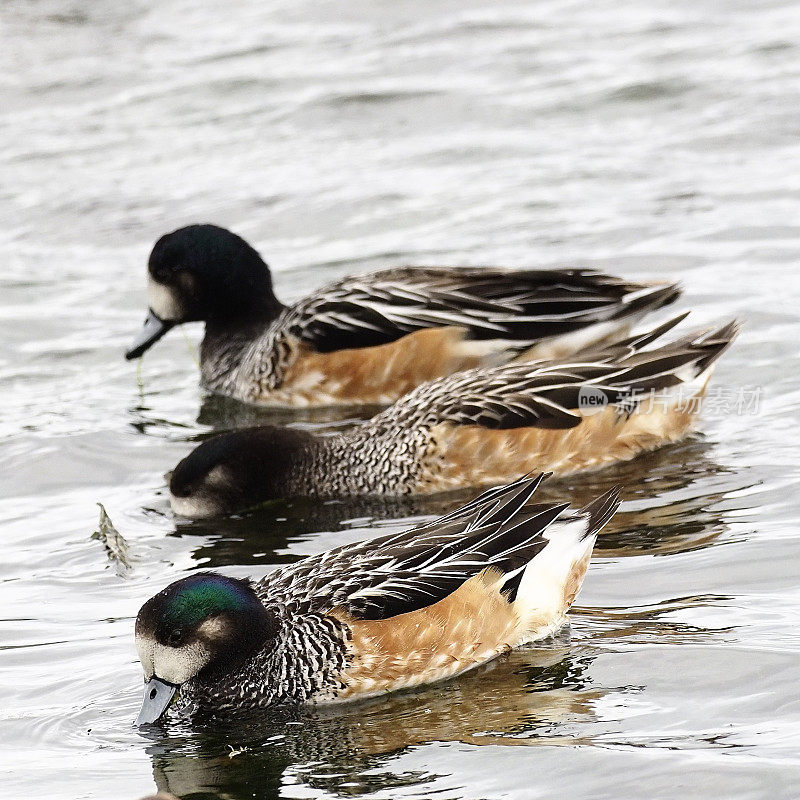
[
  {"left": 125, "top": 224, "right": 679, "bottom": 407},
  {"left": 167, "top": 316, "right": 738, "bottom": 518},
  {"left": 135, "top": 473, "right": 619, "bottom": 723}
]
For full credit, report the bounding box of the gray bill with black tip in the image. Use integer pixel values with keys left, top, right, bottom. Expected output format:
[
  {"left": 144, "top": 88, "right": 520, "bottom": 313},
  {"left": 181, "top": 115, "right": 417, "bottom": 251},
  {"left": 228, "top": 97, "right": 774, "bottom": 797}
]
[
  {"left": 125, "top": 309, "right": 174, "bottom": 360},
  {"left": 136, "top": 677, "right": 178, "bottom": 725}
]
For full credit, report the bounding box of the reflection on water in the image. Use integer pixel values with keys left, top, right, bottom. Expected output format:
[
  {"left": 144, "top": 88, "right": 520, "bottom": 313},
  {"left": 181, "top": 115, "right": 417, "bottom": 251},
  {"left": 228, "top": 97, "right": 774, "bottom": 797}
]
[
  {"left": 172, "top": 491, "right": 478, "bottom": 570},
  {"left": 145, "top": 647, "right": 600, "bottom": 799},
  {"left": 129, "top": 391, "right": 381, "bottom": 442},
  {"left": 579, "top": 594, "right": 735, "bottom": 647},
  {"left": 550, "top": 438, "right": 748, "bottom": 557},
  {"left": 196, "top": 393, "right": 384, "bottom": 434}
]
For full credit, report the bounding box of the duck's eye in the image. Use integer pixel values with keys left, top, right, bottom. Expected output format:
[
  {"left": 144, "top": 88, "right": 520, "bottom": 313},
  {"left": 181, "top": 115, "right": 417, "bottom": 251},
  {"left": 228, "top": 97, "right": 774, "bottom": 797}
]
[{"left": 168, "top": 629, "right": 183, "bottom": 645}]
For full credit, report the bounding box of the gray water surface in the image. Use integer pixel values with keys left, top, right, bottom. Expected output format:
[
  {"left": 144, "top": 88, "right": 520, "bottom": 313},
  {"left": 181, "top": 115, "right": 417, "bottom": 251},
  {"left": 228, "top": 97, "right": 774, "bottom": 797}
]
[{"left": 2, "top": 1, "right": 800, "bottom": 798}]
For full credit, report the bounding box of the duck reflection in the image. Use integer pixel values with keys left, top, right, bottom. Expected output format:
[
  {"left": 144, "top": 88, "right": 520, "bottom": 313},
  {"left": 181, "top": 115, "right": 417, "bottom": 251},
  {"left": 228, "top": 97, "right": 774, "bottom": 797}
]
[
  {"left": 196, "top": 392, "right": 381, "bottom": 433},
  {"left": 579, "top": 593, "right": 736, "bottom": 646},
  {"left": 171, "top": 490, "right": 478, "bottom": 569},
  {"left": 525, "top": 436, "right": 756, "bottom": 557},
  {"left": 141, "top": 645, "right": 599, "bottom": 800},
  {"left": 128, "top": 390, "right": 373, "bottom": 442}
]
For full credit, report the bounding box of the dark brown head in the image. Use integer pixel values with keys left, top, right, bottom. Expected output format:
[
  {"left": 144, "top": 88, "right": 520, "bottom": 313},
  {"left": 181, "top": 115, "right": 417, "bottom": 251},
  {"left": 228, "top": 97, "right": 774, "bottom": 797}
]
[{"left": 169, "top": 426, "right": 318, "bottom": 517}]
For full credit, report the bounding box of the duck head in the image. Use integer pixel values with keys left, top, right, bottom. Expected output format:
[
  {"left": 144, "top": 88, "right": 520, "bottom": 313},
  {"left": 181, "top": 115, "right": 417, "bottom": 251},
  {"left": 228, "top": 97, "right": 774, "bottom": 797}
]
[
  {"left": 135, "top": 572, "right": 278, "bottom": 725},
  {"left": 169, "top": 426, "right": 318, "bottom": 518},
  {"left": 126, "top": 224, "right": 284, "bottom": 360}
]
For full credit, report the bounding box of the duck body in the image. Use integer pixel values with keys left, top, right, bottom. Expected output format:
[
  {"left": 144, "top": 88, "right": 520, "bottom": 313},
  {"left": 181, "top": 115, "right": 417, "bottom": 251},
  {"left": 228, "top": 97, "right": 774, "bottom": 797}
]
[
  {"left": 169, "top": 316, "right": 738, "bottom": 518},
  {"left": 127, "top": 224, "right": 680, "bottom": 408},
  {"left": 136, "top": 475, "right": 619, "bottom": 722}
]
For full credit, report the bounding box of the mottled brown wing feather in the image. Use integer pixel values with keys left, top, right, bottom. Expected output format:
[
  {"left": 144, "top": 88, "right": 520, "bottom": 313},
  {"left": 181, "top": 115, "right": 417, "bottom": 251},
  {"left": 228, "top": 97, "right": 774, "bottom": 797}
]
[
  {"left": 378, "top": 318, "right": 739, "bottom": 432},
  {"left": 286, "top": 268, "right": 680, "bottom": 354},
  {"left": 258, "top": 475, "right": 566, "bottom": 619}
]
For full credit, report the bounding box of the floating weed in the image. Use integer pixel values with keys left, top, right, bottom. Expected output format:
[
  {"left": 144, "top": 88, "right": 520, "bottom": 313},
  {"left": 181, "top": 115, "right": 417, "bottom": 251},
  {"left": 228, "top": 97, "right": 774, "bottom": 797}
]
[{"left": 91, "top": 503, "right": 133, "bottom": 576}]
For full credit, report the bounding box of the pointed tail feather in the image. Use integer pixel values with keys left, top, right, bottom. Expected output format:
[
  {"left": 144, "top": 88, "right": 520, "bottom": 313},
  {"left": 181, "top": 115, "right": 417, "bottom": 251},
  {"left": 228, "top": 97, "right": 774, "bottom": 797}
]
[
  {"left": 616, "top": 282, "right": 682, "bottom": 320},
  {"left": 579, "top": 486, "right": 622, "bottom": 536}
]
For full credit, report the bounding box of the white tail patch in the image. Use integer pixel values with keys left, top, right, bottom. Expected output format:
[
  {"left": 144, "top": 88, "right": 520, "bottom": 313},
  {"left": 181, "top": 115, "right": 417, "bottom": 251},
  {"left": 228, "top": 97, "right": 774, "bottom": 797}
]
[{"left": 512, "top": 519, "right": 595, "bottom": 642}]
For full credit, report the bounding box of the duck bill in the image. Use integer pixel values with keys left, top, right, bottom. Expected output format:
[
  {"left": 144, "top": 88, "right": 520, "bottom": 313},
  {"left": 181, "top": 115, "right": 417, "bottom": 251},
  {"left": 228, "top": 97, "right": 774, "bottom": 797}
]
[
  {"left": 136, "top": 677, "right": 178, "bottom": 726},
  {"left": 125, "top": 309, "right": 174, "bottom": 360}
]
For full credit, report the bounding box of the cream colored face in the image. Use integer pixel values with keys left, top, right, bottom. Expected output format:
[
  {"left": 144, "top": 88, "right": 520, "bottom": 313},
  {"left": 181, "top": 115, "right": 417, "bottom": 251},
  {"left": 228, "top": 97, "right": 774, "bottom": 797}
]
[
  {"left": 135, "top": 614, "right": 236, "bottom": 685},
  {"left": 146, "top": 276, "right": 186, "bottom": 322},
  {"left": 169, "top": 464, "right": 234, "bottom": 519},
  {"left": 169, "top": 493, "right": 223, "bottom": 520},
  {"left": 136, "top": 633, "right": 212, "bottom": 685}
]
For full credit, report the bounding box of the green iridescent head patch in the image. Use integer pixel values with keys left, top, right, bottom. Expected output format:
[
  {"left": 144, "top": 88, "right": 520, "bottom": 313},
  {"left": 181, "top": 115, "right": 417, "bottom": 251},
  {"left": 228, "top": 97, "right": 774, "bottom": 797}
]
[{"left": 162, "top": 573, "right": 253, "bottom": 630}]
